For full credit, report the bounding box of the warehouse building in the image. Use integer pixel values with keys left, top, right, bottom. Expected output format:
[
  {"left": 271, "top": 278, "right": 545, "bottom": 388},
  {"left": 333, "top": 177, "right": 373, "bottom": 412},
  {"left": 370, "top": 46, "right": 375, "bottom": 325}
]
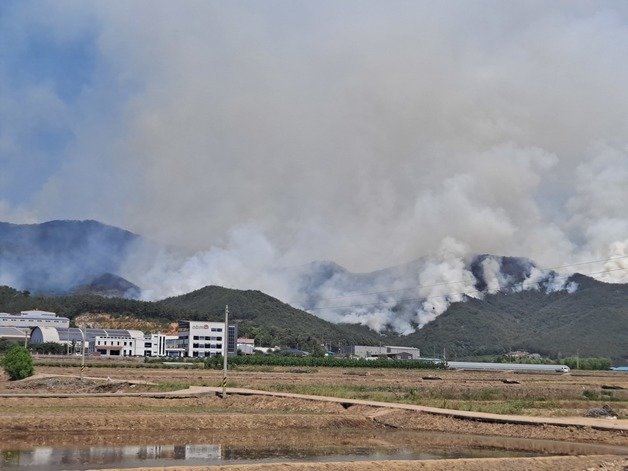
[
  {"left": 0, "top": 310, "right": 69, "bottom": 329},
  {"left": 349, "top": 345, "right": 420, "bottom": 360},
  {"left": 30, "top": 327, "right": 144, "bottom": 353}
]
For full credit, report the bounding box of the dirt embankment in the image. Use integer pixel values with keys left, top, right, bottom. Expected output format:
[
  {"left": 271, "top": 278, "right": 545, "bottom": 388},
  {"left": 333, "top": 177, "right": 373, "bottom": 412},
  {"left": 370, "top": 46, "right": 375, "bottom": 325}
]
[{"left": 93, "top": 455, "right": 628, "bottom": 471}]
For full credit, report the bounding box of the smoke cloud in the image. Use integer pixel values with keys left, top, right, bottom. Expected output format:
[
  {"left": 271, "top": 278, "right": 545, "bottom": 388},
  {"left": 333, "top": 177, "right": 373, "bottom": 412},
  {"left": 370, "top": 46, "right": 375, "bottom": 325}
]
[{"left": 1, "top": 2, "right": 627, "bottom": 331}]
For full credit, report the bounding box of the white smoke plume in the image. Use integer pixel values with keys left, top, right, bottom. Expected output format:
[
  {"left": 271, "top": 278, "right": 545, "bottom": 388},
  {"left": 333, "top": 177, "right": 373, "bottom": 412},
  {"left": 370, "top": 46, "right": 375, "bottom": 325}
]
[
  {"left": 0, "top": 2, "right": 627, "bottom": 331},
  {"left": 122, "top": 234, "right": 585, "bottom": 334}
]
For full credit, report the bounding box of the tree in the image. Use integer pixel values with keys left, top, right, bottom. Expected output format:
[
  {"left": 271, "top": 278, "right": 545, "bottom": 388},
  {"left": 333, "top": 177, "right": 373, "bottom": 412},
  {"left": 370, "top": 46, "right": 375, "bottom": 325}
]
[
  {"left": 29, "top": 342, "right": 65, "bottom": 355},
  {"left": 2, "top": 345, "right": 34, "bottom": 381}
]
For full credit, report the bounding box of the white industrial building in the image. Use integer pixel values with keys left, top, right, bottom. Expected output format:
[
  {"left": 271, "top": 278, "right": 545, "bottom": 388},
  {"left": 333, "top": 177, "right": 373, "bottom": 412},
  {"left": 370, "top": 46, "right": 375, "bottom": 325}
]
[
  {"left": 91, "top": 332, "right": 145, "bottom": 357},
  {"left": 177, "top": 320, "right": 238, "bottom": 358},
  {"left": 31, "top": 327, "right": 143, "bottom": 354},
  {"left": 0, "top": 310, "right": 69, "bottom": 329},
  {"left": 144, "top": 333, "right": 178, "bottom": 357},
  {"left": 29, "top": 321, "right": 239, "bottom": 358},
  {"left": 350, "top": 345, "right": 420, "bottom": 360},
  {"left": 91, "top": 332, "right": 180, "bottom": 357},
  {"left": 237, "top": 337, "right": 255, "bottom": 355}
]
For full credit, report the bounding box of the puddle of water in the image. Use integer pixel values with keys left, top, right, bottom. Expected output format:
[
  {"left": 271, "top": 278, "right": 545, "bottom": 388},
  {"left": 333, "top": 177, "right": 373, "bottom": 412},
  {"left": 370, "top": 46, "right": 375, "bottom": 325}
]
[
  {"left": 2, "top": 429, "right": 626, "bottom": 470},
  {"left": 0, "top": 443, "right": 533, "bottom": 470}
]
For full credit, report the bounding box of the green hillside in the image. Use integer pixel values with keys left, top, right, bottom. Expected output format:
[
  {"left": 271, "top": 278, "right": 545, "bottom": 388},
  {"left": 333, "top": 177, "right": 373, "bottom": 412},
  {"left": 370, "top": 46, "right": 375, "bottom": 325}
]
[
  {"left": 398, "top": 274, "right": 628, "bottom": 365},
  {"left": 157, "top": 285, "right": 383, "bottom": 348},
  {"left": 0, "top": 285, "right": 383, "bottom": 350},
  {"left": 1, "top": 273, "right": 626, "bottom": 363}
]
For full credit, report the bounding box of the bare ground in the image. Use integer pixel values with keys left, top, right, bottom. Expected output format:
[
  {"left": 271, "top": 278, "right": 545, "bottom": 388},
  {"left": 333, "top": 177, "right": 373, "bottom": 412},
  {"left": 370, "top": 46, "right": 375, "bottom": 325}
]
[{"left": 1, "top": 365, "right": 627, "bottom": 470}]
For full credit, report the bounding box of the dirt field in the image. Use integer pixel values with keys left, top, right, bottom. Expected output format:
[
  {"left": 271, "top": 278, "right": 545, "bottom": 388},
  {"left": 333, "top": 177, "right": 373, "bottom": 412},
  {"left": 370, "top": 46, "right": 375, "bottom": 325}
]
[{"left": 1, "top": 365, "right": 627, "bottom": 470}]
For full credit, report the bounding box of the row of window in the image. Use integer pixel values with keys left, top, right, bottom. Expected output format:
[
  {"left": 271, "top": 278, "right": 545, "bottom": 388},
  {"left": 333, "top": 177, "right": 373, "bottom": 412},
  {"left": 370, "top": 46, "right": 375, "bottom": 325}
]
[
  {"left": 96, "top": 349, "right": 133, "bottom": 356},
  {"left": 192, "top": 336, "right": 222, "bottom": 341},
  {"left": 95, "top": 340, "right": 133, "bottom": 346},
  {"left": 192, "top": 343, "right": 222, "bottom": 350},
  {"left": 0, "top": 319, "right": 66, "bottom": 323}
]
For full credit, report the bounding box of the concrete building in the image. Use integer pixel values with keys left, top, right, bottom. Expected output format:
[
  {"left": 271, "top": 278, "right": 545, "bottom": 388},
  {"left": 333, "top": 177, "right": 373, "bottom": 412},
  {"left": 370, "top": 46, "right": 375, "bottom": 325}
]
[
  {"left": 143, "top": 333, "right": 178, "bottom": 357},
  {"left": 177, "top": 320, "right": 238, "bottom": 358},
  {"left": 350, "top": 345, "right": 420, "bottom": 360},
  {"left": 237, "top": 337, "right": 255, "bottom": 355},
  {"left": 91, "top": 332, "right": 145, "bottom": 357},
  {"left": 0, "top": 310, "right": 69, "bottom": 329},
  {"left": 165, "top": 336, "right": 185, "bottom": 357},
  {"left": 31, "top": 327, "right": 181, "bottom": 357}
]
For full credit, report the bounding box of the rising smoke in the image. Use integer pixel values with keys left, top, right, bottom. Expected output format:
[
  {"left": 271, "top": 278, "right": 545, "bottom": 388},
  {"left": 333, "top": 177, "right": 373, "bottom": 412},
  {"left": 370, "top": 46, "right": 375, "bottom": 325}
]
[{"left": 0, "top": 2, "right": 627, "bottom": 331}]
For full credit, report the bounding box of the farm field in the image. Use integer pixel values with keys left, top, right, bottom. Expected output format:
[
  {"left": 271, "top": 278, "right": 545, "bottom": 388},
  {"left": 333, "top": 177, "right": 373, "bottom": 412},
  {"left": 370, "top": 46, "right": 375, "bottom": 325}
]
[{"left": 0, "top": 363, "right": 627, "bottom": 470}]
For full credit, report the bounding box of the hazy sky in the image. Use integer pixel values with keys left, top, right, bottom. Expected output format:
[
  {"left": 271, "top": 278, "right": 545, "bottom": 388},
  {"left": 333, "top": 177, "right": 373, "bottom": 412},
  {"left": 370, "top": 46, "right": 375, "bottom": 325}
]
[{"left": 1, "top": 0, "right": 627, "bottom": 274}]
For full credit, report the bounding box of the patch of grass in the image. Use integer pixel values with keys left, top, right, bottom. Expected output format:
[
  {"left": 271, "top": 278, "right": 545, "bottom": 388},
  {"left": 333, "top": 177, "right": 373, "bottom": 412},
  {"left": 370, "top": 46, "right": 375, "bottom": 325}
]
[
  {"left": 461, "top": 388, "right": 498, "bottom": 401},
  {"left": 582, "top": 389, "right": 600, "bottom": 400},
  {"left": 262, "top": 383, "right": 398, "bottom": 400},
  {"left": 457, "top": 400, "right": 535, "bottom": 415},
  {"left": 343, "top": 370, "right": 369, "bottom": 376},
  {"left": 286, "top": 368, "right": 319, "bottom": 374},
  {"left": 231, "top": 365, "right": 276, "bottom": 372},
  {"left": 148, "top": 381, "right": 190, "bottom": 392}
]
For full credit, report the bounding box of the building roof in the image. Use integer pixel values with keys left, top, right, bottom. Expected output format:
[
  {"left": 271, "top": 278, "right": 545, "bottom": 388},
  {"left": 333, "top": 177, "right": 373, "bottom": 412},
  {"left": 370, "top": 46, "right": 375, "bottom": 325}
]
[
  {"left": 31, "top": 327, "right": 145, "bottom": 343},
  {"left": 0, "top": 326, "right": 28, "bottom": 339}
]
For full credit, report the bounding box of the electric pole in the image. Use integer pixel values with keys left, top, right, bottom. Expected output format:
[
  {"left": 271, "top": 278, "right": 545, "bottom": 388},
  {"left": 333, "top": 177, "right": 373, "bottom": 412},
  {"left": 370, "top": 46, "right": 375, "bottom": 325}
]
[{"left": 222, "top": 305, "right": 229, "bottom": 398}]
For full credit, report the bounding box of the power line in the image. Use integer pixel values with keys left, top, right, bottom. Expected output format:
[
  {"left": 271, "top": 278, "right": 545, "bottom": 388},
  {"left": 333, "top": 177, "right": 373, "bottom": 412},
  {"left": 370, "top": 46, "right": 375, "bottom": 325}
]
[
  {"left": 321, "top": 255, "right": 628, "bottom": 300},
  {"left": 309, "top": 266, "right": 628, "bottom": 311}
]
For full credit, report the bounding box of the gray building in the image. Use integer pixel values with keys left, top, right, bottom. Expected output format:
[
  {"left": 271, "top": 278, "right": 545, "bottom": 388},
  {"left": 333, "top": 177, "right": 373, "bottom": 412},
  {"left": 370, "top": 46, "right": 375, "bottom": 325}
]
[
  {"left": 0, "top": 326, "right": 29, "bottom": 343},
  {"left": 30, "top": 326, "right": 144, "bottom": 354},
  {"left": 0, "top": 310, "right": 70, "bottom": 329},
  {"left": 349, "top": 345, "right": 420, "bottom": 360}
]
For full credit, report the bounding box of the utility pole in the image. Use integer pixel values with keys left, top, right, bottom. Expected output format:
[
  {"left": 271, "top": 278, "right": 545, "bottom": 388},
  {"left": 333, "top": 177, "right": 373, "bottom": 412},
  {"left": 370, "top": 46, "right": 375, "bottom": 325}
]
[
  {"left": 222, "top": 305, "right": 229, "bottom": 399},
  {"left": 80, "top": 324, "right": 86, "bottom": 380}
]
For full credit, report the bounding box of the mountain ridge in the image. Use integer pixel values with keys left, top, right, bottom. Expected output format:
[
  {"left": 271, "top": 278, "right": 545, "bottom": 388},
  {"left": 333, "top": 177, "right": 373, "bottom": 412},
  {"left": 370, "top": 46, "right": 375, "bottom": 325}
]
[{"left": 0, "top": 219, "right": 626, "bottom": 364}]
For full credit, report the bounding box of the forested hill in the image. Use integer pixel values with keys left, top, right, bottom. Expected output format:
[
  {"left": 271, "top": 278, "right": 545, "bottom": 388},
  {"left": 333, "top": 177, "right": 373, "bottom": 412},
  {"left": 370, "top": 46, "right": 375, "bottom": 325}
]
[
  {"left": 397, "top": 274, "right": 628, "bottom": 365},
  {"left": 157, "top": 285, "right": 384, "bottom": 347},
  {"left": 1, "top": 273, "right": 626, "bottom": 363},
  {"left": 0, "top": 220, "right": 140, "bottom": 295},
  {"left": 0, "top": 285, "right": 383, "bottom": 350}
]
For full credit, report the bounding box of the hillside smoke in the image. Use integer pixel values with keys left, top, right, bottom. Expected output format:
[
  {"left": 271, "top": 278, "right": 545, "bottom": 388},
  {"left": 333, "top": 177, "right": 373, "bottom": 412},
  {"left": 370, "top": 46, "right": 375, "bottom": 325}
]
[{"left": 123, "top": 234, "right": 587, "bottom": 335}]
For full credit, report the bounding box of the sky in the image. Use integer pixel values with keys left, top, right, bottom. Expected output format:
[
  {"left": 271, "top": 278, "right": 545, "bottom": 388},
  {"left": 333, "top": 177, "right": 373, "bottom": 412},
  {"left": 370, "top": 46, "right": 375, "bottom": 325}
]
[{"left": 1, "top": 1, "right": 627, "bottom": 282}]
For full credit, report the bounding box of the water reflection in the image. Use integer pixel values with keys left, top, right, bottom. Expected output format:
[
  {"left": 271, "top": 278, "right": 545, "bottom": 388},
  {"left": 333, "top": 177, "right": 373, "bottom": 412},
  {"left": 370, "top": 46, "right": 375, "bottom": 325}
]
[
  {"left": 2, "top": 436, "right": 626, "bottom": 471},
  {"left": 1, "top": 444, "right": 220, "bottom": 469},
  {"left": 0, "top": 443, "right": 528, "bottom": 470}
]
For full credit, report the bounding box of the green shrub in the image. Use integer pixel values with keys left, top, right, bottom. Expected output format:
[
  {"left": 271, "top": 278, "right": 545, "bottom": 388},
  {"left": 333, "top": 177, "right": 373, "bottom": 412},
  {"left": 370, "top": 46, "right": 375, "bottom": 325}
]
[
  {"left": 582, "top": 389, "right": 600, "bottom": 400},
  {"left": 562, "top": 357, "right": 612, "bottom": 370},
  {"left": 204, "top": 354, "right": 447, "bottom": 370},
  {"left": 2, "top": 345, "right": 34, "bottom": 381}
]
